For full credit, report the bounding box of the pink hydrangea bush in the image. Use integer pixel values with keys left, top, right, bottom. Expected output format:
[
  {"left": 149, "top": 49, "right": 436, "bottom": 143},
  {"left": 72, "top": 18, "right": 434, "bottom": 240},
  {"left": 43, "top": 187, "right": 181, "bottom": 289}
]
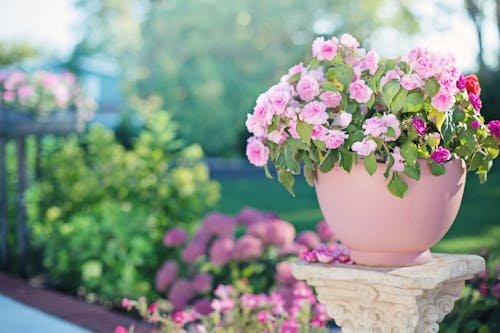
[
  {"left": 0, "top": 70, "right": 95, "bottom": 117},
  {"left": 245, "top": 34, "right": 500, "bottom": 198},
  {"left": 152, "top": 207, "right": 343, "bottom": 316},
  {"left": 116, "top": 283, "right": 340, "bottom": 333}
]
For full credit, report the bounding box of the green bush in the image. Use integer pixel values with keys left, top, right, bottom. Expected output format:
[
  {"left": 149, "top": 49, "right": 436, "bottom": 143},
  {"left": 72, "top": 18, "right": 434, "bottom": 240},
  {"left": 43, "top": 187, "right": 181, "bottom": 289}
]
[{"left": 26, "top": 111, "right": 220, "bottom": 301}]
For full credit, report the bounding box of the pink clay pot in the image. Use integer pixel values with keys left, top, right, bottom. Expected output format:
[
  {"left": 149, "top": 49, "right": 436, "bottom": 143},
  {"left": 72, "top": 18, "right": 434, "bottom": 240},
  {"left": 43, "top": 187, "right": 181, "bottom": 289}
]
[{"left": 315, "top": 158, "right": 466, "bottom": 266}]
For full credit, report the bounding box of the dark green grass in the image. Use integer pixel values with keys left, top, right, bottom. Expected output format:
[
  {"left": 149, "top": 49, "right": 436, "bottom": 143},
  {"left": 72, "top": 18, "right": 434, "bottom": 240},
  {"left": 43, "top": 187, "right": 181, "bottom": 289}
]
[{"left": 214, "top": 165, "right": 500, "bottom": 254}]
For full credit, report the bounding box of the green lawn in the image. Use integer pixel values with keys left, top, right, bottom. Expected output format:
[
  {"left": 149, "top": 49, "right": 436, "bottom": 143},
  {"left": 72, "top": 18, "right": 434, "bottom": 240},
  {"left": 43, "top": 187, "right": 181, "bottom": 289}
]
[{"left": 214, "top": 164, "right": 500, "bottom": 254}]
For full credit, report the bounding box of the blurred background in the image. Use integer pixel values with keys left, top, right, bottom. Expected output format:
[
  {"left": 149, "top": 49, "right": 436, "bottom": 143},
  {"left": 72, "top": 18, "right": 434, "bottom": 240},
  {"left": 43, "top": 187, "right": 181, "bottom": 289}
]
[{"left": 0, "top": 0, "right": 499, "bottom": 324}]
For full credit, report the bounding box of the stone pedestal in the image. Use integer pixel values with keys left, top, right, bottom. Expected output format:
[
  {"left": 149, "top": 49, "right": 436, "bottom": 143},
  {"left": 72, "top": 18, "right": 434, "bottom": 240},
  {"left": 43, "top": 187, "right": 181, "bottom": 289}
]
[{"left": 292, "top": 253, "right": 484, "bottom": 333}]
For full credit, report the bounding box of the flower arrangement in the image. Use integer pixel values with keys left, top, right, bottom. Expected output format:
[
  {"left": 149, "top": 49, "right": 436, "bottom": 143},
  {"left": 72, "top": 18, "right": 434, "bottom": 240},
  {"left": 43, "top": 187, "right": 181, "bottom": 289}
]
[
  {"left": 0, "top": 70, "right": 95, "bottom": 117},
  {"left": 245, "top": 34, "right": 500, "bottom": 197}
]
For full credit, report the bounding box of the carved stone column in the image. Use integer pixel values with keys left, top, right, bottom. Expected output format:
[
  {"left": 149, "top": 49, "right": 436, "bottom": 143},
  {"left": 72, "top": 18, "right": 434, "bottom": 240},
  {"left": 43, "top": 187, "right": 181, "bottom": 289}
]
[{"left": 292, "top": 253, "right": 484, "bottom": 333}]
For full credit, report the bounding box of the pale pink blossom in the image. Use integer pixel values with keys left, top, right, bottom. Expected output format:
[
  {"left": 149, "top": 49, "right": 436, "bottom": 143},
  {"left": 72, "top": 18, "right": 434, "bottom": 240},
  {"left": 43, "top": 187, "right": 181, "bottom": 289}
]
[
  {"left": 381, "top": 114, "right": 401, "bottom": 141},
  {"left": 42, "top": 73, "right": 59, "bottom": 88},
  {"left": 332, "top": 111, "right": 352, "bottom": 129},
  {"left": 287, "top": 63, "right": 305, "bottom": 77},
  {"left": 415, "top": 53, "right": 441, "bottom": 79},
  {"left": 402, "top": 47, "right": 425, "bottom": 69},
  {"left": 312, "top": 36, "right": 339, "bottom": 61},
  {"left": 308, "top": 68, "right": 326, "bottom": 83},
  {"left": 268, "top": 127, "right": 288, "bottom": 144},
  {"left": 340, "top": 33, "right": 360, "bottom": 48},
  {"left": 380, "top": 68, "right": 404, "bottom": 88},
  {"left": 246, "top": 136, "right": 270, "bottom": 167},
  {"left": 3, "top": 91, "right": 15, "bottom": 102},
  {"left": 359, "top": 49, "right": 379, "bottom": 75},
  {"left": 214, "top": 285, "right": 233, "bottom": 299},
  {"left": 431, "top": 89, "right": 455, "bottom": 112},
  {"left": 268, "top": 83, "right": 293, "bottom": 115},
  {"left": 352, "top": 139, "right": 377, "bottom": 156},
  {"left": 155, "top": 260, "right": 178, "bottom": 292},
  {"left": 279, "top": 242, "right": 308, "bottom": 257},
  {"left": 252, "top": 99, "right": 274, "bottom": 125},
  {"left": 319, "top": 91, "right": 342, "bottom": 108},
  {"left": 211, "top": 298, "right": 234, "bottom": 312},
  {"left": 263, "top": 219, "right": 296, "bottom": 247},
  {"left": 400, "top": 74, "right": 424, "bottom": 90},
  {"left": 391, "top": 147, "right": 405, "bottom": 172},
  {"left": 438, "top": 73, "right": 457, "bottom": 94},
  {"left": 287, "top": 120, "right": 300, "bottom": 139},
  {"left": 311, "top": 125, "right": 328, "bottom": 141},
  {"left": 3, "top": 71, "right": 25, "bottom": 90},
  {"left": 209, "top": 237, "right": 235, "bottom": 266},
  {"left": 349, "top": 80, "right": 372, "bottom": 103},
  {"left": 296, "top": 75, "right": 320, "bottom": 101},
  {"left": 17, "top": 85, "right": 34, "bottom": 99},
  {"left": 245, "top": 113, "right": 267, "bottom": 137},
  {"left": 363, "top": 117, "right": 387, "bottom": 137},
  {"left": 325, "top": 130, "right": 348, "bottom": 149},
  {"left": 301, "top": 101, "right": 328, "bottom": 125}
]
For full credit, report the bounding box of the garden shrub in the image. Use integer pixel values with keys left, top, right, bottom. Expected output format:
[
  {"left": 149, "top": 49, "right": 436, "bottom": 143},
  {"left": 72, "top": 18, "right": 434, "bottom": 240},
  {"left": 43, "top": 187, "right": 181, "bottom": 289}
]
[{"left": 26, "top": 111, "right": 220, "bottom": 302}]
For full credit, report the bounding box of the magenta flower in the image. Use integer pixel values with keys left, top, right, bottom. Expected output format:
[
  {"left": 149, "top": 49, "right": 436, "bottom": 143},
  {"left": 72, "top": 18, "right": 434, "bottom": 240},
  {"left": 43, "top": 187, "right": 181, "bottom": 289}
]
[
  {"left": 469, "top": 93, "right": 482, "bottom": 112},
  {"left": 430, "top": 146, "right": 451, "bottom": 164},
  {"left": 479, "top": 283, "right": 489, "bottom": 297},
  {"left": 193, "top": 298, "right": 213, "bottom": 315},
  {"left": 492, "top": 283, "right": 500, "bottom": 299},
  {"left": 487, "top": 120, "right": 500, "bottom": 143},
  {"left": 470, "top": 120, "right": 480, "bottom": 129},
  {"left": 301, "top": 250, "right": 318, "bottom": 262},
  {"left": 456, "top": 74, "right": 466, "bottom": 90},
  {"left": 296, "top": 231, "right": 321, "bottom": 250},
  {"left": 168, "top": 279, "right": 195, "bottom": 310},
  {"left": 279, "top": 318, "right": 300, "bottom": 333},
  {"left": 181, "top": 241, "right": 206, "bottom": 263},
  {"left": 257, "top": 309, "right": 272, "bottom": 324},
  {"left": 155, "top": 260, "right": 178, "bottom": 292},
  {"left": 209, "top": 237, "right": 235, "bottom": 266},
  {"left": 163, "top": 227, "right": 187, "bottom": 247},
  {"left": 412, "top": 117, "right": 428, "bottom": 135},
  {"left": 232, "top": 235, "right": 263, "bottom": 261},
  {"left": 148, "top": 303, "right": 157, "bottom": 313},
  {"left": 114, "top": 326, "right": 128, "bottom": 333},
  {"left": 192, "top": 273, "right": 213, "bottom": 293},
  {"left": 121, "top": 298, "right": 134, "bottom": 309},
  {"left": 310, "top": 315, "right": 326, "bottom": 327},
  {"left": 316, "top": 221, "right": 335, "bottom": 242}
]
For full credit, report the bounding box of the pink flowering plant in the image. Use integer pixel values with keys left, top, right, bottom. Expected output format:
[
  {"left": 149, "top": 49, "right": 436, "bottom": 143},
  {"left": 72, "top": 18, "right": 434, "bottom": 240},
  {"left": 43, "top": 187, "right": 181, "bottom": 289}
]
[
  {"left": 0, "top": 70, "right": 95, "bottom": 117},
  {"left": 245, "top": 34, "right": 500, "bottom": 197}
]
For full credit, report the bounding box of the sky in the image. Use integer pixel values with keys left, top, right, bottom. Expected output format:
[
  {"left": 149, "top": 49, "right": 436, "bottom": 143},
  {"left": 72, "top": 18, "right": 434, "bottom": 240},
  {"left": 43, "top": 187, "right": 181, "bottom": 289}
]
[{"left": 0, "top": 0, "right": 498, "bottom": 71}]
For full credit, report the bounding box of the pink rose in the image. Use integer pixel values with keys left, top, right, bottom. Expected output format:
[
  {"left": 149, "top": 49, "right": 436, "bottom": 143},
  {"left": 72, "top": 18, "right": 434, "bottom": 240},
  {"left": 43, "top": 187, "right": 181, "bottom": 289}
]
[
  {"left": 311, "top": 125, "right": 328, "bottom": 141},
  {"left": 400, "top": 74, "right": 424, "bottom": 90},
  {"left": 209, "top": 237, "right": 235, "bottom": 266},
  {"left": 352, "top": 139, "right": 377, "bottom": 156},
  {"left": 163, "top": 227, "right": 187, "bottom": 247},
  {"left": 380, "top": 68, "right": 403, "bottom": 88},
  {"left": 391, "top": 147, "right": 405, "bottom": 172},
  {"left": 438, "top": 73, "right": 457, "bottom": 94},
  {"left": 319, "top": 91, "right": 342, "bottom": 108},
  {"left": 359, "top": 49, "right": 379, "bottom": 75},
  {"left": 296, "top": 75, "right": 320, "bottom": 101},
  {"left": 155, "top": 260, "right": 178, "bottom": 292},
  {"left": 431, "top": 89, "right": 455, "bottom": 112},
  {"left": 430, "top": 146, "right": 451, "bottom": 164},
  {"left": 332, "top": 111, "right": 352, "bottom": 129},
  {"left": 415, "top": 53, "right": 441, "bottom": 79},
  {"left": 487, "top": 120, "right": 500, "bottom": 142},
  {"left": 349, "top": 80, "right": 372, "bottom": 103},
  {"left": 312, "top": 36, "right": 339, "bottom": 61},
  {"left": 413, "top": 117, "right": 428, "bottom": 135},
  {"left": 325, "top": 130, "right": 348, "bottom": 149},
  {"left": 340, "top": 33, "right": 360, "bottom": 48},
  {"left": 245, "top": 113, "right": 267, "bottom": 137},
  {"left": 301, "top": 101, "right": 328, "bottom": 125},
  {"left": 267, "top": 127, "right": 288, "bottom": 144},
  {"left": 246, "top": 136, "right": 270, "bottom": 167},
  {"left": 363, "top": 117, "right": 387, "bottom": 137}
]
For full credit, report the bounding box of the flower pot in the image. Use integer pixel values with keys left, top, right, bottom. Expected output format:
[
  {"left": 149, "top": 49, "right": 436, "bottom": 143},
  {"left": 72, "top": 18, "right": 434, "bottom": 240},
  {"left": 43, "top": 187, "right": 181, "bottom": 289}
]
[{"left": 315, "top": 159, "right": 466, "bottom": 266}]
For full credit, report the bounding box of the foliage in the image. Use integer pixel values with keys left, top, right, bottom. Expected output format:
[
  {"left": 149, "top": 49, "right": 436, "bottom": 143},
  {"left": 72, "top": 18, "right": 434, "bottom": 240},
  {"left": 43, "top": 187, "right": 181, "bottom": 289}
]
[
  {"left": 0, "top": 41, "right": 38, "bottom": 66},
  {"left": 441, "top": 249, "right": 500, "bottom": 333},
  {"left": 0, "top": 70, "right": 95, "bottom": 117},
  {"left": 245, "top": 35, "right": 500, "bottom": 197},
  {"left": 73, "top": 0, "right": 420, "bottom": 156},
  {"left": 26, "top": 111, "right": 220, "bottom": 301}
]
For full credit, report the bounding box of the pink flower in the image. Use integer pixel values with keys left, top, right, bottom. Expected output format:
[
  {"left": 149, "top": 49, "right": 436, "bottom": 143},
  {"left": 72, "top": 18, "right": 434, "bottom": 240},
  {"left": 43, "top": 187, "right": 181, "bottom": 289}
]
[
  {"left": 403, "top": 47, "right": 425, "bottom": 68},
  {"left": 246, "top": 136, "right": 270, "bottom": 167},
  {"left": 3, "top": 91, "right": 15, "bottom": 102},
  {"left": 236, "top": 206, "right": 266, "bottom": 225},
  {"left": 241, "top": 293, "right": 269, "bottom": 309},
  {"left": 287, "top": 63, "right": 305, "bottom": 77},
  {"left": 469, "top": 93, "right": 482, "bottom": 112},
  {"left": 296, "top": 75, "right": 320, "bottom": 101},
  {"left": 311, "top": 125, "right": 328, "bottom": 141},
  {"left": 349, "top": 80, "right": 372, "bottom": 103},
  {"left": 315, "top": 245, "right": 334, "bottom": 264},
  {"left": 301, "top": 250, "right": 318, "bottom": 262},
  {"left": 168, "top": 279, "right": 195, "bottom": 310},
  {"left": 209, "top": 237, "right": 235, "bottom": 266},
  {"left": 301, "top": 101, "right": 328, "bottom": 125},
  {"left": 263, "top": 219, "right": 296, "bottom": 247},
  {"left": 17, "top": 85, "right": 34, "bottom": 99},
  {"left": 492, "top": 283, "right": 500, "bottom": 299},
  {"left": 431, "top": 89, "right": 455, "bottom": 112},
  {"left": 381, "top": 114, "right": 401, "bottom": 141},
  {"left": 269, "top": 292, "right": 286, "bottom": 315},
  {"left": 319, "top": 91, "right": 342, "bottom": 108},
  {"left": 359, "top": 49, "right": 379, "bottom": 75},
  {"left": 400, "top": 74, "right": 424, "bottom": 90},
  {"left": 202, "top": 212, "right": 236, "bottom": 237},
  {"left": 332, "top": 111, "right": 352, "bottom": 129},
  {"left": 413, "top": 117, "right": 428, "bottom": 135},
  {"left": 363, "top": 117, "right": 387, "bottom": 137},
  {"left": 415, "top": 53, "right": 441, "bottom": 79},
  {"left": 391, "top": 147, "right": 405, "bottom": 172},
  {"left": 479, "top": 283, "right": 488, "bottom": 297},
  {"left": 471, "top": 120, "right": 481, "bottom": 129},
  {"left": 148, "top": 303, "right": 158, "bottom": 313},
  {"left": 172, "top": 311, "right": 194, "bottom": 325},
  {"left": 310, "top": 315, "right": 326, "bottom": 327},
  {"left": 316, "top": 221, "right": 335, "bottom": 242},
  {"left": 438, "top": 73, "right": 457, "bottom": 94},
  {"left": 312, "top": 36, "right": 339, "bottom": 61},
  {"left": 340, "top": 33, "right": 360, "bottom": 48},
  {"left": 4, "top": 71, "right": 25, "bottom": 90},
  {"left": 155, "top": 260, "right": 178, "bottom": 292},
  {"left": 114, "top": 326, "right": 128, "bottom": 333},
  {"left": 268, "top": 127, "right": 288, "bottom": 144},
  {"left": 279, "top": 318, "right": 300, "bottom": 333},
  {"left": 430, "top": 146, "right": 451, "bottom": 164},
  {"left": 456, "top": 74, "right": 466, "bottom": 90},
  {"left": 487, "top": 120, "right": 500, "bottom": 142},
  {"left": 214, "top": 284, "right": 233, "bottom": 299},
  {"left": 380, "top": 68, "right": 403, "bottom": 88},
  {"left": 211, "top": 298, "right": 234, "bottom": 312},
  {"left": 182, "top": 241, "right": 206, "bottom": 263},
  {"left": 121, "top": 298, "right": 134, "bottom": 309},
  {"left": 42, "top": 73, "right": 59, "bottom": 88},
  {"left": 351, "top": 139, "right": 377, "bottom": 157},
  {"left": 296, "top": 231, "right": 321, "bottom": 249},
  {"left": 314, "top": 303, "right": 331, "bottom": 321},
  {"left": 267, "top": 83, "right": 292, "bottom": 115},
  {"left": 287, "top": 120, "right": 300, "bottom": 139},
  {"left": 245, "top": 113, "right": 267, "bottom": 137},
  {"left": 163, "top": 227, "right": 187, "bottom": 247},
  {"left": 252, "top": 99, "right": 274, "bottom": 125},
  {"left": 257, "top": 309, "right": 272, "bottom": 324},
  {"left": 275, "top": 261, "right": 295, "bottom": 285},
  {"left": 193, "top": 298, "right": 213, "bottom": 315},
  {"left": 232, "top": 235, "right": 263, "bottom": 261},
  {"left": 192, "top": 273, "right": 213, "bottom": 293},
  {"left": 246, "top": 221, "right": 268, "bottom": 239},
  {"left": 325, "top": 130, "right": 348, "bottom": 149}
]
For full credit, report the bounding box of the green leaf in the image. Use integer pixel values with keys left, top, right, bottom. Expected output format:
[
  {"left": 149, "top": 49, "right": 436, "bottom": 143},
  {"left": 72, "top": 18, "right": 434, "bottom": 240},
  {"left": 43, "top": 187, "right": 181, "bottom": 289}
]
[
  {"left": 385, "top": 127, "right": 397, "bottom": 139},
  {"left": 441, "top": 111, "right": 456, "bottom": 144},
  {"left": 339, "top": 148, "right": 353, "bottom": 173},
  {"left": 401, "top": 141, "right": 418, "bottom": 165},
  {"left": 263, "top": 164, "right": 273, "bottom": 179},
  {"left": 287, "top": 72, "right": 301, "bottom": 83},
  {"left": 287, "top": 138, "right": 307, "bottom": 150},
  {"left": 429, "top": 108, "right": 446, "bottom": 131},
  {"left": 477, "top": 172, "right": 487, "bottom": 184},
  {"left": 363, "top": 153, "right": 377, "bottom": 176},
  {"left": 304, "top": 165, "right": 315, "bottom": 187},
  {"left": 382, "top": 80, "right": 400, "bottom": 107},
  {"left": 384, "top": 155, "right": 394, "bottom": 179},
  {"left": 388, "top": 172, "right": 408, "bottom": 198},
  {"left": 276, "top": 147, "right": 300, "bottom": 174},
  {"left": 296, "top": 122, "right": 313, "bottom": 143},
  {"left": 469, "top": 151, "right": 484, "bottom": 171},
  {"left": 313, "top": 139, "right": 326, "bottom": 151},
  {"left": 406, "top": 92, "right": 424, "bottom": 112},
  {"left": 318, "top": 150, "right": 337, "bottom": 173},
  {"left": 278, "top": 170, "right": 295, "bottom": 196},
  {"left": 431, "top": 161, "right": 446, "bottom": 176},
  {"left": 391, "top": 88, "right": 407, "bottom": 114},
  {"left": 322, "top": 81, "right": 338, "bottom": 92},
  {"left": 332, "top": 63, "right": 354, "bottom": 90},
  {"left": 403, "top": 163, "right": 421, "bottom": 180},
  {"left": 326, "top": 68, "right": 336, "bottom": 81},
  {"left": 425, "top": 78, "right": 440, "bottom": 97}
]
